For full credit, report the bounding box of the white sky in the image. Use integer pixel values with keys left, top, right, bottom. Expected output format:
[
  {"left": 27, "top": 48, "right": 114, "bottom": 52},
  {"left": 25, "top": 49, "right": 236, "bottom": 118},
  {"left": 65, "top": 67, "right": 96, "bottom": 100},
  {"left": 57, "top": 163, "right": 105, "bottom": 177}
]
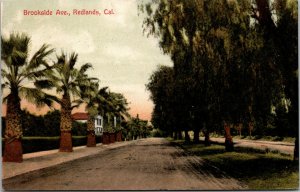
[{"left": 1, "top": 0, "right": 173, "bottom": 120}]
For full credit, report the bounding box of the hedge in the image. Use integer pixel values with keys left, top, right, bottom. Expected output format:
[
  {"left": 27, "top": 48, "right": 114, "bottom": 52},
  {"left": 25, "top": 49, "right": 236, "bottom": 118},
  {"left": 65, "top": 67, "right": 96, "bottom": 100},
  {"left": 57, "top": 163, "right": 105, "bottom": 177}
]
[{"left": 2, "top": 135, "right": 103, "bottom": 154}]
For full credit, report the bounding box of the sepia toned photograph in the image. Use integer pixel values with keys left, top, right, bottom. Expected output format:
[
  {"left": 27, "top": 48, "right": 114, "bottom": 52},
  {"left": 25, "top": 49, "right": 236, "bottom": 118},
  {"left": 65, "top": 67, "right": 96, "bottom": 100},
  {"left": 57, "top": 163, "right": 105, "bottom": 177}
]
[{"left": 1, "top": 0, "right": 299, "bottom": 190}]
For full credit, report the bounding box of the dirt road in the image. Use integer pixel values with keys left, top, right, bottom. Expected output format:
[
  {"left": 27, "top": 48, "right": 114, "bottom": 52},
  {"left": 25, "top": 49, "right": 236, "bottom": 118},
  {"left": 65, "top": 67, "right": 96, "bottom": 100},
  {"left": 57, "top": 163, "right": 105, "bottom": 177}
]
[
  {"left": 204, "top": 137, "right": 294, "bottom": 155},
  {"left": 3, "top": 138, "right": 246, "bottom": 190}
]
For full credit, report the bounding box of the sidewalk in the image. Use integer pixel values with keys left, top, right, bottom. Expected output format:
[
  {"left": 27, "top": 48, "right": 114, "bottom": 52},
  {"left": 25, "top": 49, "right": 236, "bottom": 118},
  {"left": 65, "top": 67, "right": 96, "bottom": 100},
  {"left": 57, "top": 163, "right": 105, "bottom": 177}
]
[
  {"left": 3, "top": 140, "right": 136, "bottom": 180},
  {"left": 201, "top": 137, "right": 294, "bottom": 155}
]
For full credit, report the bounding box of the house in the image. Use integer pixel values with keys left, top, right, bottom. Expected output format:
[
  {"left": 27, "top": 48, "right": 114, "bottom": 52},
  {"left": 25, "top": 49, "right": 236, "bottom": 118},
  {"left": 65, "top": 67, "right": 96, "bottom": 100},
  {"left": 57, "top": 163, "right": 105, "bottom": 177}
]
[
  {"left": 71, "top": 112, "right": 103, "bottom": 136},
  {"left": 94, "top": 115, "right": 103, "bottom": 135}
]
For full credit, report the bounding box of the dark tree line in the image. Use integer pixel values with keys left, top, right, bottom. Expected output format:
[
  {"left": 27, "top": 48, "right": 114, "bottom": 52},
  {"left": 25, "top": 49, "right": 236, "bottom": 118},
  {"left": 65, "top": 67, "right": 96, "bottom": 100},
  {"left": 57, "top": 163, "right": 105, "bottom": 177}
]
[{"left": 141, "top": 0, "right": 298, "bottom": 160}]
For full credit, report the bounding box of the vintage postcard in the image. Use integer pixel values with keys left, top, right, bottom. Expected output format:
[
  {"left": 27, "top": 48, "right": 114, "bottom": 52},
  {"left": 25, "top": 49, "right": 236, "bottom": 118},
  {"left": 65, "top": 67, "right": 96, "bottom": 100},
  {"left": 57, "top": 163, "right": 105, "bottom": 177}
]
[{"left": 1, "top": 0, "right": 299, "bottom": 190}]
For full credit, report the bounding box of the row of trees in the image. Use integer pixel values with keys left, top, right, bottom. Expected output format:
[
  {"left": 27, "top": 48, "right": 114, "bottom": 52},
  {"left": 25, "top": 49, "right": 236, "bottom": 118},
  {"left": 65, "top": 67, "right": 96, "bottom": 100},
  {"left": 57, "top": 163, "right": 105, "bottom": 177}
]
[
  {"left": 1, "top": 33, "right": 146, "bottom": 162},
  {"left": 141, "top": 0, "right": 298, "bottom": 159},
  {"left": 123, "top": 114, "right": 153, "bottom": 140},
  {"left": 1, "top": 110, "right": 153, "bottom": 139}
]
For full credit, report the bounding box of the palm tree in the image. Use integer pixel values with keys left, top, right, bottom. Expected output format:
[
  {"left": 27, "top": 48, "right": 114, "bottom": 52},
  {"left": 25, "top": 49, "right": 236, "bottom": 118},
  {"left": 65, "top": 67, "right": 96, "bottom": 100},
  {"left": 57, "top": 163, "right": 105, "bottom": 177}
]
[
  {"left": 97, "top": 89, "right": 129, "bottom": 132},
  {"left": 96, "top": 87, "right": 112, "bottom": 129},
  {"left": 80, "top": 80, "right": 100, "bottom": 147},
  {"left": 110, "top": 92, "right": 130, "bottom": 120},
  {"left": 1, "top": 33, "right": 54, "bottom": 162},
  {"left": 40, "top": 52, "right": 93, "bottom": 152}
]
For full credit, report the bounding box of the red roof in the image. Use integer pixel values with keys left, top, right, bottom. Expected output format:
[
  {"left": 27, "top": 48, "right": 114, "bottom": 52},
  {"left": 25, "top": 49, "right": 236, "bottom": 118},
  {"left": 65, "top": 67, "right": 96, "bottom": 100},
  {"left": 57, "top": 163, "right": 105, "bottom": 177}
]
[{"left": 72, "top": 112, "right": 88, "bottom": 120}]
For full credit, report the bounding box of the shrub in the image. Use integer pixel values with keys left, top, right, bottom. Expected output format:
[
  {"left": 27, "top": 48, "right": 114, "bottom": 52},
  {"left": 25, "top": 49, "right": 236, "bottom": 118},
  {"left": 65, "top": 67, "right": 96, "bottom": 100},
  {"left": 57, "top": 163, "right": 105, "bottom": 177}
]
[{"left": 2, "top": 136, "right": 92, "bottom": 154}]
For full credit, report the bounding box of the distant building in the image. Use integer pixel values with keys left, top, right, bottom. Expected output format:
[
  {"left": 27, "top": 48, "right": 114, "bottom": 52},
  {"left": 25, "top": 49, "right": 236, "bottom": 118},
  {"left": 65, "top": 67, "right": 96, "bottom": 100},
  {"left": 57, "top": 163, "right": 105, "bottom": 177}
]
[
  {"left": 94, "top": 115, "right": 103, "bottom": 135},
  {"left": 71, "top": 112, "right": 103, "bottom": 136}
]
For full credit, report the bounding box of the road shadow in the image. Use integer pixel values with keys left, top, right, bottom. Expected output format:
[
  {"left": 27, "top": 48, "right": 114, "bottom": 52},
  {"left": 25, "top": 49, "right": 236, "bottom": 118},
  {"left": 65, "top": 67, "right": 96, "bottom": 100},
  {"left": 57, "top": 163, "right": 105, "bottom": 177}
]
[{"left": 171, "top": 140, "right": 299, "bottom": 189}]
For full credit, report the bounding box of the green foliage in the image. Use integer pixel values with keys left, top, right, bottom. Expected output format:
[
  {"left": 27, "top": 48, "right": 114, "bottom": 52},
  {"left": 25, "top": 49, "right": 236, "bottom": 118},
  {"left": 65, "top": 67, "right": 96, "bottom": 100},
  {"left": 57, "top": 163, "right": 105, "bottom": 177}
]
[
  {"left": 125, "top": 115, "right": 152, "bottom": 140},
  {"left": 72, "top": 121, "right": 87, "bottom": 136},
  {"left": 1, "top": 33, "right": 55, "bottom": 107},
  {"left": 140, "top": 0, "right": 298, "bottom": 144},
  {"left": 1, "top": 110, "right": 88, "bottom": 137},
  {"left": 44, "top": 110, "right": 60, "bottom": 136},
  {"left": 146, "top": 65, "right": 175, "bottom": 135},
  {"left": 45, "top": 52, "right": 95, "bottom": 108},
  {"left": 150, "top": 129, "right": 165, "bottom": 137}
]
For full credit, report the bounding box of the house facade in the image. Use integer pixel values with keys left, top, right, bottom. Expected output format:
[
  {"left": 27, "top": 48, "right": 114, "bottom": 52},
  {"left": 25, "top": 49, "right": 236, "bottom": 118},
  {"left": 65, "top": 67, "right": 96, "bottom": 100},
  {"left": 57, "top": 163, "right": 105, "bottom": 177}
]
[{"left": 71, "top": 113, "right": 104, "bottom": 136}]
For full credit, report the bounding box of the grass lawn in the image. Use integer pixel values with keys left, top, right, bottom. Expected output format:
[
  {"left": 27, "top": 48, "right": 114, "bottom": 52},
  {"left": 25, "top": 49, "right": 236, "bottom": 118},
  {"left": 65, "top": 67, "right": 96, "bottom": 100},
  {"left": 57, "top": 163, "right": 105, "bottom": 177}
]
[{"left": 171, "top": 139, "right": 299, "bottom": 190}]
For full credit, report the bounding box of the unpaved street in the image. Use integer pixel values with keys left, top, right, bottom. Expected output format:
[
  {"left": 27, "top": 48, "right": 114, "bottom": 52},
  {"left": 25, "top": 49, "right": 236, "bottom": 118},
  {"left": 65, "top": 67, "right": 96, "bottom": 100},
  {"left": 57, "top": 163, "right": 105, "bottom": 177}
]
[
  {"left": 204, "top": 137, "right": 294, "bottom": 155},
  {"left": 3, "top": 138, "right": 246, "bottom": 190}
]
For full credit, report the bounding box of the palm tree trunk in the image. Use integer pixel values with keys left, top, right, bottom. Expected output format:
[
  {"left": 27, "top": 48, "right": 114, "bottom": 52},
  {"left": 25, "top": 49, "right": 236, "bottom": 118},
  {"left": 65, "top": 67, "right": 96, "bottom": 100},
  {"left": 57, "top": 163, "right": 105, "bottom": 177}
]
[
  {"left": 87, "top": 115, "right": 96, "bottom": 147},
  {"left": 59, "top": 94, "right": 73, "bottom": 152},
  {"left": 116, "top": 131, "right": 122, "bottom": 142},
  {"left": 224, "top": 121, "right": 234, "bottom": 151},
  {"left": 3, "top": 94, "right": 23, "bottom": 162},
  {"left": 102, "top": 132, "right": 110, "bottom": 144}
]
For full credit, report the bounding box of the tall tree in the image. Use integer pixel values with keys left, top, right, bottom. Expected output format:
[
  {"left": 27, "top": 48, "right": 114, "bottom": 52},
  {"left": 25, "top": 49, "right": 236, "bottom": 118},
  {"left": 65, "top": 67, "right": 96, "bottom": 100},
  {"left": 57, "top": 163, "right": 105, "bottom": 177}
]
[
  {"left": 252, "top": 0, "right": 298, "bottom": 160},
  {"left": 140, "top": 0, "right": 297, "bottom": 155},
  {"left": 79, "top": 79, "right": 100, "bottom": 147},
  {"left": 96, "top": 88, "right": 129, "bottom": 133},
  {"left": 37, "top": 52, "right": 93, "bottom": 152},
  {"left": 1, "top": 33, "right": 54, "bottom": 162},
  {"left": 146, "top": 65, "right": 176, "bottom": 138}
]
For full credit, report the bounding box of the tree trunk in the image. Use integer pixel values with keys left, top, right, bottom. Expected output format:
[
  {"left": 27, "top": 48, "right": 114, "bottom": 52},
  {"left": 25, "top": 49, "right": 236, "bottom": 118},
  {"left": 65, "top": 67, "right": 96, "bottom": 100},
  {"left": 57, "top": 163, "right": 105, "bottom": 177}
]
[
  {"left": 204, "top": 130, "right": 210, "bottom": 146},
  {"left": 109, "top": 133, "right": 115, "bottom": 143},
  {"left": 173, "top": 131, "right": 178, "bottom": 140},
  {"left": 248, "top": 122, "right": 253, "bottom": 139},
  {"left": 116, "top": 131, "right": 122, "bottom": 142},
  {"left": 3, "top": 94, "right": 23, "bottom": 162},
  {"left": 184, "top": 130, "right": 190, "bottom": 142},
  {"left": 194, "top": 129, "right": 200, "bottom": 143},
  {"left": 102, "top": 132, "right": 110, "bottom": 144},
  {"left": 224, "top": 122, "right": 234, "bottom": 151},
  {"left": 177, "top": 131, "right": 183, "bottom": 140},
  {"left": 87, "top": 115, "right": 96, "bottom": 147},
  {"left": 238, "top": 123, "right": 242, "bottom": 137},
  {"left": 255, "top": 0, "right": 276, "bottom": 37},
  {"left": 294, "top": 136, "right": 299, "bottom": 161},
  {"left": 59, "top": 94, "right": 73, "bottom": 152}
]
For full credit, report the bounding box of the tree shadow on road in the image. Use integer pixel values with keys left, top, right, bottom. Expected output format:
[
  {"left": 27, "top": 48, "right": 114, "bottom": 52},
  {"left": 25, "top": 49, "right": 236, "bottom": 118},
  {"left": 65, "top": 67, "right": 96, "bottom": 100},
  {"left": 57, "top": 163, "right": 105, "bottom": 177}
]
[{"left": 172, "top": 140, "right": 299, "bottom": 189}]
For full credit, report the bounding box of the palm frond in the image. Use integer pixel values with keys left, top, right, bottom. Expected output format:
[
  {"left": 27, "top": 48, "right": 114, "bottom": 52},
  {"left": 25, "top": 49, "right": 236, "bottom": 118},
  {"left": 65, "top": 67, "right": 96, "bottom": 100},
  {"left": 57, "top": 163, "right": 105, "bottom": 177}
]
[
  {"left": 1, "top": 68, "right": 9, "bottom": 79},
  {"left": 87, "top": 106, "right": 98, "bottom": 116},
  {"left": 2, "top": 95, "right": 9, "bottom": 104},
  {"left": 79, "top": 63, "right": 93, "bottom": 74},
  {"left": 56, "top": 52, "right": 67, "bottom": 65},
  {"left": 69, "top": 52, "right": 78, "bottom": 69},
  {"left": 34, "top": 79, "right": 56, "bottom": 90},
  {"left": 1, "top": 33, "right": 30, "bottom": 67},
  {"left": 27, "top": 44, "right": 54, "bottom": 71},
  {"left": 19, "top": 86, "right": 58, "bottom": 107},
  {"left": 2, "top": 82, "right": 10, "bottom": 89},
  {"left": 71, "top": 98, "right": 83, "bottom": 109},
  {"left": 20, "top": 65, "right": 55, "bottom": 82},
  {"left": 68, "top": 84, "right": 81, "bottom": 98}
]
